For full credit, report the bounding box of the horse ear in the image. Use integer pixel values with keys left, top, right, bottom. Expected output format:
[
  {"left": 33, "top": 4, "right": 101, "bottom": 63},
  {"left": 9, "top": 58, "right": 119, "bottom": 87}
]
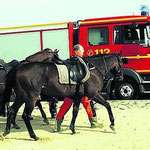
[
  {"left": 114, "top": 50, "right": 117, "bottom": 54},
  {"left": 54, "top": 49, "right": 59, "bottom": 53},
  {"left": 119, "top": 50, "right": 122, "bottom": 56}
]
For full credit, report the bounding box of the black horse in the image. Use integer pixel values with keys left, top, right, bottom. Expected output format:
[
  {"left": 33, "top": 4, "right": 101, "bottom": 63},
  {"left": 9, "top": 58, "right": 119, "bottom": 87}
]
[
  {"left": 0, "top": 48, "right": 58, "bottom": 120},
  {"left": 0, "top": 59, "right": 19, "bottom": 116},
  {"left": 3, "top": 52, "right": 124, "bottom": 140}
]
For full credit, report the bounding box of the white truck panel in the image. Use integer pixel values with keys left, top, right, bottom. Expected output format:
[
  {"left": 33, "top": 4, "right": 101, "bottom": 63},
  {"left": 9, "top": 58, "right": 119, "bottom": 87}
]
[
  {"left": 43, "top": 29, "right": 70, "bottom": 60},
  {"left": 0, "top": 22, "right": 70, "bottom": 63},
  {"left": 0, "top": 32, "right": 40, "bottom": 62}
]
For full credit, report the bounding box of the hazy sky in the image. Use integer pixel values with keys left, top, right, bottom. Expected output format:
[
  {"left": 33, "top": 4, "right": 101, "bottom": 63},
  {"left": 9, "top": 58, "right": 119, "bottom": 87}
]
[{"left": 0, "top": 0, "right": 149, "bottom": 27}]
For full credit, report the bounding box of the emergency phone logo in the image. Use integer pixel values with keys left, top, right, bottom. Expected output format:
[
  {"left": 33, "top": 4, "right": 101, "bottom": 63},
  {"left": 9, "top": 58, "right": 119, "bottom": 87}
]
[
  {"left": 87, "top": 49, "right": 110, "bottom": 56},
  {"left": 87, "top": 50, "right": 94, "bottom": 56}
]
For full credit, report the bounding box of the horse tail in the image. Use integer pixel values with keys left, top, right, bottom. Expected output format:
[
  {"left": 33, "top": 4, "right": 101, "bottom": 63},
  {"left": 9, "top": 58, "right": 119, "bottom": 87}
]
[
  {"left": 4, "top": 68, "right": 16, "bottom": 102},
  {"left": 0, "top": 68, "right": 16, "bottom": 116},
  {"left": 0, "top": 95, "right": 5, "bottom": 116}
]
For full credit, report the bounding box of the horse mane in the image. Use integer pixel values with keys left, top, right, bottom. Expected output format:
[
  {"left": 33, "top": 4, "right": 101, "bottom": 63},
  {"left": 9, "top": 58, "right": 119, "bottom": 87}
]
[
  {"left": 84, "top": 53, "right": 115, "bottom": 60},
  {"left": 43, "top": 48, "right": 53, "bottom": 53}
]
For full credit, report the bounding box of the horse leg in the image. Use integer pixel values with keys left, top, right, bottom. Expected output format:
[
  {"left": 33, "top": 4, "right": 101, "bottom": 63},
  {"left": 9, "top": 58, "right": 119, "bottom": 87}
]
[
  {"left": 36, "top": 101, "right": 49, "bottom": 125},
  {"left": 3, "top": 108, "right": 15, "bottom": 136},
  {"left": 22, "top": 99, "right": 39, "bottom": 141},
  {"left": 3, "top": 99, "right": 23, "bottom": 137},
  {"left": 70, "top": 100, "right": 80, "bottom": 134},
  {"left": 93, "top": 94, "right": 115, "bottom": 131},
  {"left": 90, "top": 100, "right": 97, "bottom": 117},
  {"left": 49, "top": 100, "right": 57, "bottom": 118},
  {"left": 11, "top": 113, "right": 20, "bottom": 129},
  {"left": 5, "top": 102, "right": 10, "bottom": 115}
]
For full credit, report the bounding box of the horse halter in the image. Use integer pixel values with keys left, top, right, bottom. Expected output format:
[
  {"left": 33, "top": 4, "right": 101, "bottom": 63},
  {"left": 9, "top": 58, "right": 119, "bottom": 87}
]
[
  {"left": 102, "top": 55, "right": 123, "bottom": 78},
  {"left": 112, "top": 54, "right": 123, "bottom": 81},
  {"left": 86, "top": 55, "right": 108, "bottom": 76}
]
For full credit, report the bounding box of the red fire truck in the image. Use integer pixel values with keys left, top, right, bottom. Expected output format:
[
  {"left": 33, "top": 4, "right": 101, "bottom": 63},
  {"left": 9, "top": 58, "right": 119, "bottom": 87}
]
[
  {"left": 78, "top": 15, "right": 150, "bottom": 100},
  {"left": 0, "top": 15, "right": 150, "bottom": 100}
]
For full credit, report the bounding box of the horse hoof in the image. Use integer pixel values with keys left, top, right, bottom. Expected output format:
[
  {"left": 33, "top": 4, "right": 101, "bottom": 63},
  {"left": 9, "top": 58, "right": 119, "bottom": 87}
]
[
  {"left": 70, "top": 126, "right": 76, "bottom": 134},
  {"left": 34, "top": 136, "right": 39, "bottom": 141},
  {"left": 12, "top": 124, "right": 20, "bottom": 129},
  {"left": 3, "top": 131, "right": 9, "bottom": 137},
  {"left": 29, "top": 117, "right": 33, "bottom": 120},
  {"left": 0, "top": 134, "right": 5, "bottom": 140},
  {"left": 43, "top": 119, "right": 49, "bottom": 125},
  {"left": 110, "top": 125, "right": 115, "bottom": 131},
  {"left": 71, "top": 130, "right": 76, "bottom": 134},
  {"left": 70, "top": 128, "right": 76, "bottom": 134},
  {"left": 51, "top": 115, "right": 56, "bottom": 119},
  {"left": 14, "top": 125, "right": 20, "bottom": 129}
]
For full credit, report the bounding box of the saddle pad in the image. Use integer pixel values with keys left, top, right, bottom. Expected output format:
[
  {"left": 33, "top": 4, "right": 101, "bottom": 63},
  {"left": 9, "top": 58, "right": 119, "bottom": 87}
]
[{"left": 55, "top": 64, "right": 76, "bottom": 85}]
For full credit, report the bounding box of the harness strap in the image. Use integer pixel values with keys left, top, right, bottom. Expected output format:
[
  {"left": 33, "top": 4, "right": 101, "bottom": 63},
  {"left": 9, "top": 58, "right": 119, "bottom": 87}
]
[{"left": 75, "top": 82, "right": 81, "bottom": 97}]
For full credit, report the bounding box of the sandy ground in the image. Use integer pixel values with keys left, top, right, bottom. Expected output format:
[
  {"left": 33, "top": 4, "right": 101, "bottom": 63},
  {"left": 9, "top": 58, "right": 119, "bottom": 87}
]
[{"left": 0, "top": 100, "right": 150, "bottom": 150}]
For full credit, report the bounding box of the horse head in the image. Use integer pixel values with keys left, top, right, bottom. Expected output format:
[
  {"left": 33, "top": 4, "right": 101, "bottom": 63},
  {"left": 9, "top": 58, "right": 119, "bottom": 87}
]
[
  {"left": 40, "top": 48, "right": 55, "bottom": 62},
  {"left": 52, "top": 49, "right": 65, "bottom": 64},
  {"left": 110, "top": 51, "right": 124, "bottom": 81},
  {"left": 53, "top": 49, "right": 59, "bottom": 58}
]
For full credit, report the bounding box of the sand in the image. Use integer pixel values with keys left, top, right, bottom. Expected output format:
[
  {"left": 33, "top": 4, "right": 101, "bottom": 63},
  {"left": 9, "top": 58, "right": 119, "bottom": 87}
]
[{"left": 0, "top": 100, "right": 150, "bottom": 150}]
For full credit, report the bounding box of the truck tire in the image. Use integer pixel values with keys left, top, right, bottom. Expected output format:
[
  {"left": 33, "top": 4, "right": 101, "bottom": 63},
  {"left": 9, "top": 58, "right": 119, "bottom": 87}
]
[{"left": 114, "top": 78, "right": 139, "bottom": 100}]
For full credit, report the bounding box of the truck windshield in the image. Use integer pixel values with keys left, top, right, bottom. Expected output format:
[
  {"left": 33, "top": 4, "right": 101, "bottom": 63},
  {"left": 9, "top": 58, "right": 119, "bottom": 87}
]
[
  {"left": 114, "top": 24, "right": 150, "bottom": 47},
  {"left": 88, "top": 27, "right": 109, "bottom": 46}
]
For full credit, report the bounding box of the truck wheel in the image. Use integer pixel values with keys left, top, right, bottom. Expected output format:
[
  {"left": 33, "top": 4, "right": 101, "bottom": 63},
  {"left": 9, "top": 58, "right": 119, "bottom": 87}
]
[{"left": 114, "top": 79, "right": 139, "bottom": 100}]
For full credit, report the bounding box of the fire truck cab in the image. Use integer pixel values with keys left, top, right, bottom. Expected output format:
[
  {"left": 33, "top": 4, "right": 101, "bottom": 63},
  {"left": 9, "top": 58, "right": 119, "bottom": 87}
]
[{"left": 76, "top": 15, "right": 150, "bottom": 99}]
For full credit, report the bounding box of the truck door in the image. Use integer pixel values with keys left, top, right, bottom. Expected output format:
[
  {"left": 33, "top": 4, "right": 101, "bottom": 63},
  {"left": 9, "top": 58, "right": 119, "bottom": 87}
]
[
  {"left": 112, "top": 23, "right": 150, "bottom": 100},
  {"left": 113, "top": 23, "right": 150, "bottom": 73}
]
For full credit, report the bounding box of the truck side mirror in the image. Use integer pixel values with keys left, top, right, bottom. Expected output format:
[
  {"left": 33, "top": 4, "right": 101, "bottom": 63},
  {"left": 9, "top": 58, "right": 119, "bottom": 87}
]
[
  {"left": 146, "top": 25, "right": 150, "bottom": 39},
  {"left": 147, "top": 39, "right": 150, "bottom": 46}
]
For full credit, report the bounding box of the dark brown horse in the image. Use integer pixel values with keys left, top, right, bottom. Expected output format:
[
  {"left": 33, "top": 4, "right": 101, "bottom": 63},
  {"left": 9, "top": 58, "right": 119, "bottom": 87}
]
[
  {"left": 3, "top": 52, "right": 124, "bottom": 141},
  {"left": 0, "top": 48, "right": 58, "bottom": 118},
  {"left": 0, "top": 60, "right": 19, "bottom": 116}
]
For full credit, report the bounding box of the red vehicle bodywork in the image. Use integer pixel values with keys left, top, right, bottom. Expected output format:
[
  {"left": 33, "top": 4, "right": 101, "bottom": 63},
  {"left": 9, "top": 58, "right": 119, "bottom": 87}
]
[
  {"left": 78, "top": 16, "right": 150, "bottom": 74},
  {"left": 69, "top": 15, "right": 150, "bottom": 99}
]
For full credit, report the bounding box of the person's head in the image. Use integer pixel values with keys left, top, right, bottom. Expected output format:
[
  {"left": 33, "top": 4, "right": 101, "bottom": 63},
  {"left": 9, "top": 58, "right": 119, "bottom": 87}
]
[{"left": 73, "top": 44, "right": 84, "bottom": 56}]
